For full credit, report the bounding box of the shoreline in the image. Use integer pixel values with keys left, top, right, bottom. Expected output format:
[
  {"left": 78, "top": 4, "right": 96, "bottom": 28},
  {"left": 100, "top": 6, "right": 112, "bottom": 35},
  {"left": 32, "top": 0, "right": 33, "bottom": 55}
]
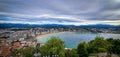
[
  {"left": 35, "top": 31, "right": 71, "bottom": 39},
  {"left": 35, "top": 31, "right": 120, "bottom": 39},
  {"left": 35, "top": 31, "right": 120, "bottom": 48}
]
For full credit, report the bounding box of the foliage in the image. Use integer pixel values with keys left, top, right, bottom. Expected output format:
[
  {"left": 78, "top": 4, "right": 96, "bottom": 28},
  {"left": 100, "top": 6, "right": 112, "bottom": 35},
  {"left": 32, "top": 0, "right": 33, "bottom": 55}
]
[
  {"left": 77, "top": 42, "right": 89, "bottom": 57},
  {"left": 65, "top": 48, "right": 79, "bottom": 57},
  {"left": 11, "top": 47, "right": 35, "bottom": 57},
  {"left": 106, "top": 38, "right": 120, "bottom": 55},
  {"left": 88, "top": 36, "right": 109, "bottom": 53},
  {"left": 10, "top": 36, "right": 120, "bottom": 57},
  {"left": 20, "top": 47, "right": 35, "bottom": 57},
  {"left": 40, "top": 36, "right": 65, "bottom": 57},
  {"left": 98, "top": 48, "right": 107, "bottom": 52},
  {"left": 89, "top": 53, "right": 97, "bottom": 56},
  {"left": 12, "top": 49, "right": 20, "bottom": 56}
]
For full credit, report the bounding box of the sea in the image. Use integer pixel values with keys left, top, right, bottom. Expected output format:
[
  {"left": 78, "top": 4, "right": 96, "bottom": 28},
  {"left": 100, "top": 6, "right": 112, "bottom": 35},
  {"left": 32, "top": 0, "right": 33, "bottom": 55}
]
[{"left": 37, "top": 32, "right": 120, "bottom": 48}]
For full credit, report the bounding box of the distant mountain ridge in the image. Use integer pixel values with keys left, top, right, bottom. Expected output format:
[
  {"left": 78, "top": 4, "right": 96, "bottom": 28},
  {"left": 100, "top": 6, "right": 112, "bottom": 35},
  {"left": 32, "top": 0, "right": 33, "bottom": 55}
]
[{"left": 0, "top": 23, "right": 120, "bottom": 29}]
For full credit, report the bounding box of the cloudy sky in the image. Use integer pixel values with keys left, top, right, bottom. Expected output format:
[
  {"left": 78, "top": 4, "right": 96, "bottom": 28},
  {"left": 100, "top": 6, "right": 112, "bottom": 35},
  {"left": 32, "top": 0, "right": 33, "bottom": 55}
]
[{"left": 0, "top": 0, "right": 120, "bottom": 25}]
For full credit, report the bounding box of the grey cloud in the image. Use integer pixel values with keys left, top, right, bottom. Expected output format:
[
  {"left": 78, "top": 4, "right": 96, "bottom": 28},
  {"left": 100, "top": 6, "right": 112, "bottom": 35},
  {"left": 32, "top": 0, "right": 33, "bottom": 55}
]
[{"left": 0, "top": 0, "right": 120, "bottom": 25}]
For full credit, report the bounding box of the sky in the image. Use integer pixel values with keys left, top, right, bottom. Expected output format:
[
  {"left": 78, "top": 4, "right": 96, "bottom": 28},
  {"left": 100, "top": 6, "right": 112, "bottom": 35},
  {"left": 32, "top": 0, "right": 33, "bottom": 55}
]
[{"left": 0, "top": 0, "right": 120, "bottom": 25}]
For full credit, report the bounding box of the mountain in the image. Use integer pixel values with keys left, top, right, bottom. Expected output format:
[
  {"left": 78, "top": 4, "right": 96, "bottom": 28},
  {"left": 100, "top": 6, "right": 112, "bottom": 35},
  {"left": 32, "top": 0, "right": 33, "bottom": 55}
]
[
  {"left": 0, "top": 23, "right": 120, "bottom": 29},
  {"left": 0, "top": 23, "right": 71, "bottom": 29},
  {"left": 79, "top": 24, "right": 120, "bottom": 28}
]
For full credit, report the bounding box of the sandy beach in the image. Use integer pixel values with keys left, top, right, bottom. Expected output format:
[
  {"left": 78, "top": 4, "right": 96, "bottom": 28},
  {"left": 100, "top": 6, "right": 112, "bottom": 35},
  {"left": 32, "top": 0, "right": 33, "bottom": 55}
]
[{"left": 35, "top": 32, "right": 70, "bottom": 39}]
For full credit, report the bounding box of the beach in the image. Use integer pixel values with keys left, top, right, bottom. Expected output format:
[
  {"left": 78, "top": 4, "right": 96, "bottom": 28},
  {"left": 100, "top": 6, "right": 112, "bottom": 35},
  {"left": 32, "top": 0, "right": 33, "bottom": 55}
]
[{"left": 35, "top": 32, "right": 69, "bottom": 39}]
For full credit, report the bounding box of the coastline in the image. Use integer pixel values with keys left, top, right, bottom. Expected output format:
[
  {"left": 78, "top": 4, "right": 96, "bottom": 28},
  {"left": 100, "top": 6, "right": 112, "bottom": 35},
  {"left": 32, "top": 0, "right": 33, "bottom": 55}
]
[
  {"left": 35, "top": 31, "right": 120, "bottom": 48},
  {"left": 35, "top": 31, "right": 71, "bottom": 39},
  {"left": 35, "top": 31, "right": 120, "bottom": 39}
]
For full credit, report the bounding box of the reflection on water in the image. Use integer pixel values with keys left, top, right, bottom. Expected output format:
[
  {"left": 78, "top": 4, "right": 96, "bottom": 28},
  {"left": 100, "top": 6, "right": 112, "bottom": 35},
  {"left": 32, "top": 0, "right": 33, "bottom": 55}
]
[{"left": 37, "top": 32, "right": 120, "bottom": 48}]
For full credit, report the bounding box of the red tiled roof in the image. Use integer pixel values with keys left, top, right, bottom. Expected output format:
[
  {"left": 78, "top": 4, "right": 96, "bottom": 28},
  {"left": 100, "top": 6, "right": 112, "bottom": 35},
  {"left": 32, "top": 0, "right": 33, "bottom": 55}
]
[{"left": 0, "top": 45, "right": 11, "bottom": 57}]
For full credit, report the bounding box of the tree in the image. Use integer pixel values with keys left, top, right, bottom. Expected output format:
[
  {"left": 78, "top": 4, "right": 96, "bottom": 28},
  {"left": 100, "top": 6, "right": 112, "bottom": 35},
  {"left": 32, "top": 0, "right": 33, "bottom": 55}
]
[
  {"left": 20, "top": 47, "right": 35, "bottom": 57},
  {"left": 65, "top": 48, "right": 79, "bottom": 57},
  {"left": 88, "top": 36, "right": 109, "bottom": 53},
  {"left": 106, "top": 38, "right": 114, "bottom": 55},
  {"left": 12, "top": 49, "right": 20, "bottom": 57},
  {"left": 40, "top": 36, "right": 65, "bottom": 57},
  {"left": 106, "top": 38, "right": 120, "bottom": 56},
  {"left": 77, "top": 42, "right": 88, "bottom": 57},
  {"left": 70, "top": 49, "right": 79, "bottom": 57},
  {"left": 40, "top": 45, "right": 48, "bottom": 56}
]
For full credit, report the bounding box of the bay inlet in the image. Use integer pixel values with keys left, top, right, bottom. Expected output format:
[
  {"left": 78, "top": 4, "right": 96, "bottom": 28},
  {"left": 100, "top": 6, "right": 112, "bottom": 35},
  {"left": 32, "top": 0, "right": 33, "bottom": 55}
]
[{"left": 36, "top": 32, "right": 120, "bottom": 48}]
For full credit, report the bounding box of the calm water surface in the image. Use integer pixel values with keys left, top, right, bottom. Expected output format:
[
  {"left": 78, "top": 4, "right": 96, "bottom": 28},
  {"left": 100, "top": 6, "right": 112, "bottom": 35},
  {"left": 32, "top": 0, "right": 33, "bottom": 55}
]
[{"left": 37, "top": 32, "right": 120, "bottom": 48}]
